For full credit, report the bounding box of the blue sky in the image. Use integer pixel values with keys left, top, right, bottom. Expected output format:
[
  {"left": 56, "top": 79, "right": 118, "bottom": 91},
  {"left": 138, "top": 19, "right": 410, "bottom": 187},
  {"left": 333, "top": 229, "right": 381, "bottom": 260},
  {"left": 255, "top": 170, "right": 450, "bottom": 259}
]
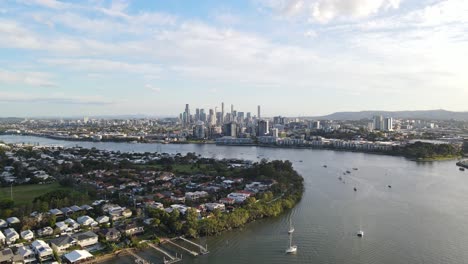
[{"left": 1, "top": 0, "right": 467, "bottom": 117}]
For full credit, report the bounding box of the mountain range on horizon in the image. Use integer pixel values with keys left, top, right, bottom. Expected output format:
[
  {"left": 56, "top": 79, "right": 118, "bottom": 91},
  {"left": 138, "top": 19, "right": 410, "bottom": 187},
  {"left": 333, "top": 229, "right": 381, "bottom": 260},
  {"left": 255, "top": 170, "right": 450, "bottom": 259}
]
[{"left": 310, "top": 109, "right": 468, "bottom": 121}]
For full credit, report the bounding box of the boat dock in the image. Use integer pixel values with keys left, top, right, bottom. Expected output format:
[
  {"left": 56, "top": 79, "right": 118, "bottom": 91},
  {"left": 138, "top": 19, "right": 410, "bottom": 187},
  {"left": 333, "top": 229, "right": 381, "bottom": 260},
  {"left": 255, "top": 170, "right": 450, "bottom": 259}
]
[
  {"left": 166, "top": 239, "right": 199, "bottom": 256},
  {"left": 177, "top": 236, "right": 209, "bottom": 255},
  {"left": 148, "top": 243, "right": 182, "bottom": 264},
  {"left": 125, "top": 249, "right": 151, "bottom": 264}
]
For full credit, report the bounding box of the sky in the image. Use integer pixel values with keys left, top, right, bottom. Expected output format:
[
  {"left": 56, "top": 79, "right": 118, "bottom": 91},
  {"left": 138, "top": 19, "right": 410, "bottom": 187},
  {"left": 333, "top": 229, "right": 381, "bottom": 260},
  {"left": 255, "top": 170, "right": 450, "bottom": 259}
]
[{"left": 0, "top": 0, "right": 467, "bottom": 117}]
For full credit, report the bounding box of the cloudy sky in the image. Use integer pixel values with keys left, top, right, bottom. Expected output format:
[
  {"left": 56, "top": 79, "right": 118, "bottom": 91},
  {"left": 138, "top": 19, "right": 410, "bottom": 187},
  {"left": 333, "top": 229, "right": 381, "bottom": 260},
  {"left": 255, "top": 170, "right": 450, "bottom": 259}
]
[{"left": 1, "top": 0, "right": 467, "bottom": 117}]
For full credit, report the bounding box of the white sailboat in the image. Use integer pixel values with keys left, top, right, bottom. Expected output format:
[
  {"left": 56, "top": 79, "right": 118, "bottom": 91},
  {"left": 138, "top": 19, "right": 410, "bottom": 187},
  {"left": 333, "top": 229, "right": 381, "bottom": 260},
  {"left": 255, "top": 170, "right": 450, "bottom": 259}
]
[
  {"left": 285, "top": 232, "right": 298, "bottom": 254},
  {"left": 286, "top": 215, "right": 297, "bottom": 254}
]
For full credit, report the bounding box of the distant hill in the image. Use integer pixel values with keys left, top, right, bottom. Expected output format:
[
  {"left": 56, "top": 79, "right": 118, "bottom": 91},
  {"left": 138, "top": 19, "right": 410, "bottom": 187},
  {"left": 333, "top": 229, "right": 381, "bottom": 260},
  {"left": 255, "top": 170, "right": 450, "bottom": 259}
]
[{"left": 311, "top": 110, "right": 468, "bottom": 121}]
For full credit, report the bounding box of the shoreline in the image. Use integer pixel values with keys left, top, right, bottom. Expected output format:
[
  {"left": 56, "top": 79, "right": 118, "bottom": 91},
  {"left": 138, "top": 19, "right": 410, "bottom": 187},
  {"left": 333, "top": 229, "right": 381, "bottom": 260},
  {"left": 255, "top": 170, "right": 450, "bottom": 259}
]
[{"left": 1, "top": 133, "right": 462, "bottom": 162}]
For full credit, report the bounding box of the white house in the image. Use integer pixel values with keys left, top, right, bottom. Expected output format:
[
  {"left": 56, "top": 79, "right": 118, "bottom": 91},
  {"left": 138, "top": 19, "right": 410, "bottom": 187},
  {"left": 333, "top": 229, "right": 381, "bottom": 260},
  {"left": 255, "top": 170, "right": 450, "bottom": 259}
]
[
  {"left": 227, "top": 192, "right": 251, "bottom": 203},
  {"left": 204, "top": 203, "right": 225, "bottom": 212},
  {"left": 17, "top": 246, "right": 36, "bottom": 264},
  {"left": 49, "top": 235, "right": 77, "bottom": 253},
  {"left": 0, "top": 230, "right": 5, "bottom": 245},
  {"left": 63, "top": 250, "right": 94, "bottom": 264},
  {"left": 3, "top": 228, "right": 19, "bottom": 244},
  {"left": 72, "top": 231, "right": 98, "bottom": 247},
  {"left": 64, "top": 218, "right": 80, "bottom": 230},
  {"left": 6, "top": 217, "right": 20, "bottom": 225},
  {"left": 96, "top": 216, "right": 110, "bottom": 225},
  {"left": 31, "top": 240, "right": 54, "bottom": 262},
  {"left": 185, "top": 191, "right": 209, "bottom": 200},
  {"left": 0, "top": 219, "right": 7, "bottom": 228},
  {"left": 56, "top": 221, "right": 68, "bottom": 232},
  {"left": 20, "top": 230, "right": 34, "bottom": 241},
  {"left": 77, "top": 216, "right": 96, "bottom": 226}
]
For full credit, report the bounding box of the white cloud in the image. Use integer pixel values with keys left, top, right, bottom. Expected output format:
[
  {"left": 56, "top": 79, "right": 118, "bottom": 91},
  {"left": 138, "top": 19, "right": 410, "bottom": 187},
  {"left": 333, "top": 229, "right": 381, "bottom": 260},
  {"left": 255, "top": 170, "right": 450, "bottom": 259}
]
[
  {"left": 258, "top": 0, "right": 402, "bottom": 23},
  {"left": 0, "top": 92, "right": 113, "bottom": 105},
  {"left": 0, "top": 69, "right": 56, "bottom": 87}
]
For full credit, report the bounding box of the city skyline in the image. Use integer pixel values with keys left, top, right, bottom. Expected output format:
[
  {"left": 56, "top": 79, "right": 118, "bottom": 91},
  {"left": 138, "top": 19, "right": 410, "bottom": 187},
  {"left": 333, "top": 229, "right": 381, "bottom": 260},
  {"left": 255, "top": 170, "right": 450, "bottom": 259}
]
[{"left": 1, "top": 0, "right": 468, "bottom": 117}]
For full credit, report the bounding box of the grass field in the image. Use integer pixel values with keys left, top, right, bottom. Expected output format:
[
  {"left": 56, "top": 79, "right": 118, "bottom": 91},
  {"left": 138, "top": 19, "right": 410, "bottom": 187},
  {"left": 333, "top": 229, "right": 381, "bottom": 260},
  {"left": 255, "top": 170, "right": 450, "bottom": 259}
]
[{"left": 0, "top": 182, "right": 71, "bottom": 205}]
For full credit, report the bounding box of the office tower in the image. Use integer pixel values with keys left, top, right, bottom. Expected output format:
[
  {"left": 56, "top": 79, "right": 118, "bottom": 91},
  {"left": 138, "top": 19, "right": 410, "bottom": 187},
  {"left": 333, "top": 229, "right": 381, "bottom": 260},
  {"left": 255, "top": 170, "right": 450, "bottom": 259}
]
[
  {"left": 200, "top": 109, "right": 206, "bottom": 122},
  {"left": 384, "top": 117, "right": 393, "bottom": 131},
  {"left": 258, "top": 105, "right": 261, "bottom": 119},
  {"left": 194, "top": 121, "right": 206, "bottom": 139},
  {"left": 195, "top": 108, "right": 200, "bottom": 121},
  {"left": 221, "top": 102, "right": 225, "bottom": 124},
  {"left": 216, "top": 112, "right": 222, "bottom": 125},
  {"left": 231, "top": 104, "right": 234, "bottom": 115},
  {"left": 224, "top": 122, "right": 237, "bottom": 137},
  {"left": 185, "top": 104, "right": 191, "bottom": 127},
  {"left": 246, "top": 112, "right": 251, "bottom": 119},
  {"left": 257, "top": 119, "right": 269, "bottom": 136},
  {"left": 209, "top": 109, "right": 216, "bottom": 126},
  {"left": 373, "top": 115, "right": 383, "bottom": 130},
  {"left": 313, "top": 121, "right": 320, "bottom": 129}
]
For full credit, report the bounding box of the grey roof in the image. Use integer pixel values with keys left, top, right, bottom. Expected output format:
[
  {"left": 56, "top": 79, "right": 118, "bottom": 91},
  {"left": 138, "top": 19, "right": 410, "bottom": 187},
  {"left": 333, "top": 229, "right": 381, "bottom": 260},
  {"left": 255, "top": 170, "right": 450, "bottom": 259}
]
[
  {"left": 70, "top": 205, "right": 82, "bottom": 212},
  {"left": 72, "top": 231, "right": 98, "bottom": 241},
  {"left": 0, "top": 248, "right": 13, "bottom": 262},
  {"left": 49, "top": 235, "right": 75, "bottom": 247}
]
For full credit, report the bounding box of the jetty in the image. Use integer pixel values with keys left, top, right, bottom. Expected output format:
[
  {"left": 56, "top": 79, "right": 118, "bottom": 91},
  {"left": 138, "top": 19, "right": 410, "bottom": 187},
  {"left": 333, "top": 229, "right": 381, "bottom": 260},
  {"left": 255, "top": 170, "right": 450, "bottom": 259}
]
[
  {"left": 148, "top": 243, "right": 182, "bottom": 264},
  {"left": 178, "top": 236, "right": 209, "bottom": 255},
  {"left": 166, "top": 239, "right": 199, "bottom": 256},
  {"left": 125, "top": 249, "right": 150, "bottom": 264}
]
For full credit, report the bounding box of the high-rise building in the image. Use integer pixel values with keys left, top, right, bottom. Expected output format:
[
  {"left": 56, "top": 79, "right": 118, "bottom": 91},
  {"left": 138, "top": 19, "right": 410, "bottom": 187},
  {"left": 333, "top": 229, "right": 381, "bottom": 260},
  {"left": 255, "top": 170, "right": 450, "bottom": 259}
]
[
  {"left": 373, "top": 115, "right": 383, "bottom": 130},
  {"left": 221, "top": 102, "right": 225, "bottom": 124},
  {"left": 200, "top": 109, "right": 206, "bottom": 122},
  {"left": 384, "top": 117, "right": 393, "bottom": 131},
  {"left": 257, "top": 105, "right": 261, "bottom": 119},
  {"left": 224, "top": 122, "right": 237, "bottom": 137},
  {"left": 272, "top": 128, "right": 279, "bottom": 138},
  {"left": 257, "top": 120, "right": 269, "bottom": 136},
  {"left": 193, "top": 121, "right": 206, "bottom": 139},
  {"left": 195, "top": 108, "right": 200, "bottom": 121}
]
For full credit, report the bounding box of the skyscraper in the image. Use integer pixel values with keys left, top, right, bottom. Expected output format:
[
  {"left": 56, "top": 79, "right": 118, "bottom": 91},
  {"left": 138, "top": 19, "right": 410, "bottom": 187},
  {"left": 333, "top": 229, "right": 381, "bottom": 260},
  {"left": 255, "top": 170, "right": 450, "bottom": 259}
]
[
  {"left": 221, "top": 102, "right": 225, "bottom": 124},
  {"left": 257, "top": 105, "right": 261, "bottom": 119},
  {"left": 384, "top": 117, "right": 393, "bottom": 131},
  {"left": 257, "top": 119, "right": 269, "bottom": 136},
  {"left": 224, "top": 122, "right": 237, "bottom": 137},
  {"left": 373, "top": 115, "right": 383, "bottom": 130}
]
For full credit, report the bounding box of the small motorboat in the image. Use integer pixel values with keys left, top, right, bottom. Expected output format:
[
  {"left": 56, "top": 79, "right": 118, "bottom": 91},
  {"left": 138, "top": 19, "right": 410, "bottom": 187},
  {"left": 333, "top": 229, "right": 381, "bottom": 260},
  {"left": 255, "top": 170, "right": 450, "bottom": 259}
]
[
  {"left": 286, "top": 245, "right": 298, "bottom": 254},
  {"left": 346, "top": 170, "right": 351, "bottom": 174},
  {"left": 323, "top": 165, "right": 327, "bottom": 168},
  {"left": 338, "top": 176, "right": 342, "bottom": 181},
  {"left": 353, "top": 168, "right": 358, "bottom": 170},
  {"left": 353, "top": 187, "right": 357, "bottom": 192},
  {"left": 459, "top": 168, "right": 465, "bottom": 171},
  {"left": 388, "top": 185, "right": 392, "bottom": 188},
  {"left": 357, "top": 230, "right": 364, "bottom": 237}
]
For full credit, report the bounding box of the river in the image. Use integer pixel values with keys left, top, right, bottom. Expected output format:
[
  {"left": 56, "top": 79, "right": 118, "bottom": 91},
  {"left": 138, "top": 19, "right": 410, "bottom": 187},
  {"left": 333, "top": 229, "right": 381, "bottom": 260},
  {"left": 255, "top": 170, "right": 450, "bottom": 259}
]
[{"left": 1, "top": 135, "right": 467, "bottom": 264}]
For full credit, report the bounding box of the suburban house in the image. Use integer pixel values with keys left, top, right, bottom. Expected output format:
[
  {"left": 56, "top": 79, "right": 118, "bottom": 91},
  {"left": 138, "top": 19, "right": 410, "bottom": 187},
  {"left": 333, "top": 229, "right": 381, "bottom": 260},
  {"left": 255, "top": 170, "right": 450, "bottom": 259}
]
[
  {"left": 6, "top": 217, "right": 20, "bottom": 226},
  {"left": 96, "top": 216, "right": 110, "bottom": 225},
  {"left": 31, "top": 240, "right": 54, "bottom": 262},
  {"left": 37, "top": 226, "right": 54, "bottom": 237},
  {"left": 3, "top": 228, "right": 19, "bottom": 244},
  {"left": 119, "top": 223, "right": 144, "bottom": 236},
  {"left": 0, "top": 231, "right": 5, "bottom": 246},
  {"left": 0, "top": 219, "right": 7, "bottom": 228},
  {"left": 72, "top": 231, "right": 98, "bottom": 247},
  {"left": 49, "top": 235, "right": 77, "bottom": 253},
  {"left": 20, "top": 230, "right": 34, "bottom": 241},
  {"left": 63, "top": 250, "right": 94, "bottom": 264},
  {"left": 77, "top": 216, "right": 97, "bottom": 226},
  {"left": 98, "top": 228, "right": 121, "bottom": 242},
  {"left": 204, "top": 203, "right": 226, "bottom": 212},
  {"left": 17, "top": 246, "right": 36, "bottom": 264}
]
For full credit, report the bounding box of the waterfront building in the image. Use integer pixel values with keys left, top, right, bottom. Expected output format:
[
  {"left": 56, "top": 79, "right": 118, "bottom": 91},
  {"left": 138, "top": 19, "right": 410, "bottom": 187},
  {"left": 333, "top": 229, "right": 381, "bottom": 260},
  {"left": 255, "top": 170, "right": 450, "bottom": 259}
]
[
  {"left": 257, "top": 120, "right": 269, "bottom": 136},
  {"left": 224, "top": 122, "right": 237, "bottom": 137}
]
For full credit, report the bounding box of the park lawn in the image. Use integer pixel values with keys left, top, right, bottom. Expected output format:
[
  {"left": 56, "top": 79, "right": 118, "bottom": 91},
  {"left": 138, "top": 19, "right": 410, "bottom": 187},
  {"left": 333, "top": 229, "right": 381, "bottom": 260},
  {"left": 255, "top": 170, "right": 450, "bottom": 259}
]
[{"left": 0, "top": 182, "right": 71, "bottom": 205}]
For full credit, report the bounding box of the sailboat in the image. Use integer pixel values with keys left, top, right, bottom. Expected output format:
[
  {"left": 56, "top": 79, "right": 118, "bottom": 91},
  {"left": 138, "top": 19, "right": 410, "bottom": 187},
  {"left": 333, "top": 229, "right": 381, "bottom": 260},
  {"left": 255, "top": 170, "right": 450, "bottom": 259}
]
[
  {"left": 285, "top": 232, "right": 298, "bottom": 254},
  {"left": 286, "top": 214, "right": 297, "bottom": 254}
]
